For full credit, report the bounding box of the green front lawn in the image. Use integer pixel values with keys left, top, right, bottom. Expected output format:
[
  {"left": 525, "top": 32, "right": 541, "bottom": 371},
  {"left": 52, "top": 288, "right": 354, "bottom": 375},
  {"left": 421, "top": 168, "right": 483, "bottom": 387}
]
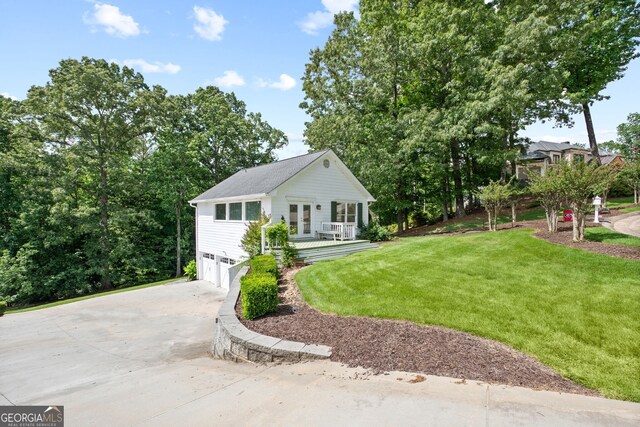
[
  {"left": 296, "top": 229, "right": 640, "bottom": 401},
  {"left": 585, "top": 227, "right": 640, "bottom": 247}
]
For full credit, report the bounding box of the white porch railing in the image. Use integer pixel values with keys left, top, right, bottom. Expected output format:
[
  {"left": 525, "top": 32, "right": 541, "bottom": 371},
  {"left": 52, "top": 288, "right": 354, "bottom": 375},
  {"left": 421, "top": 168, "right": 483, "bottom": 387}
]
[{"left": 318, "top": 222, "right": 356, "bottom": 241}]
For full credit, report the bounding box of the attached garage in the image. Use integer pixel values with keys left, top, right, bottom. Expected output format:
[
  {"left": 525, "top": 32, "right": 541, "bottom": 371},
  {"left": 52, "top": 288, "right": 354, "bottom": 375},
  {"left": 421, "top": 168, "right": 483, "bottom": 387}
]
[{"left": 199, "top": 253, "right": 237, "bottom": 289}]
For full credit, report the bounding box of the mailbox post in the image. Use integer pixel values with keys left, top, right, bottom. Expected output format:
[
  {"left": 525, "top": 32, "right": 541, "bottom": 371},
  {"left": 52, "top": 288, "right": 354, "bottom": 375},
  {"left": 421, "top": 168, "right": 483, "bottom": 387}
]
[{"left": 593, "top": 196, "right": 602, "bottom": 224}]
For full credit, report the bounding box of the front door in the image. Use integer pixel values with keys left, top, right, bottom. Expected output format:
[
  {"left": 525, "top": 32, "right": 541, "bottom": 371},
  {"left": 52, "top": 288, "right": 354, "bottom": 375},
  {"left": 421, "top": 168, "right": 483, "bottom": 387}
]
[{"left": 289, "top": 203, "right": 312, "bottom": 238}]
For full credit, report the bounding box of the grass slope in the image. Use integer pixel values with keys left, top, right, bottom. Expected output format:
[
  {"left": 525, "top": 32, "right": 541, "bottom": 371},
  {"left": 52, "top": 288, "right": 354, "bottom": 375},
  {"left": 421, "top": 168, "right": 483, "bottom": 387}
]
[
  {"left": 296, "top": 229, "right": 640, "bottom": 401},
  {"left": 6, "top": 277, "right": 182, "bottom": 314}
]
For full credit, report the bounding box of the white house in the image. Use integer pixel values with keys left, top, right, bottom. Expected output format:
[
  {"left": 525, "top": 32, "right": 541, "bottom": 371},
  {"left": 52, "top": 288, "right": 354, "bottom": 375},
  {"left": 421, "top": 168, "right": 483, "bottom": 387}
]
[{"left": 189, "top": 149, "right": 376, "bottom": 288}]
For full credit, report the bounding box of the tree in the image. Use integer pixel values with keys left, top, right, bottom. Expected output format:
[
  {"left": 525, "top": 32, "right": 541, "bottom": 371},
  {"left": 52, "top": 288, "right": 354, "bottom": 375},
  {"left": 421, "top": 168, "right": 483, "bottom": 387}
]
[
  {"left": 555, "top": 0, "right": 640, "bottom": 163},
  {"left": 558, "top": 161, "right": 608, "bottom": 241},
  {"left": 26, "top": 57, "right": 165, "bottom": 290},
  {"left": 150, "top": 95, "right": 207, "bottom": 277},
  {"left": 477, "top": 180, "right": 513, "bottom": 231},
  {"left": 190, "top": 86, "right": 286, "bottom": 183},
  {"left": 528, "top": 165, "right": 565, "bottom": 232},
  {"left": 619, "top": 160, "right": 640, "bottom": 204},
  {"left": 615, "top": 112, "right": 640, "bottom": 160}
]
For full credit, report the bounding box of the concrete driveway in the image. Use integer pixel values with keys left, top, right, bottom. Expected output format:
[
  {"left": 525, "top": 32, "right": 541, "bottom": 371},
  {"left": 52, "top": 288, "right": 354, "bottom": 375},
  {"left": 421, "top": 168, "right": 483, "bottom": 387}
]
[
  {"left": 604, "top": 211, "right": 640, "bottom": 238},
  {"left": 1, "top": 281, "right": 639, "bottom": 426}
]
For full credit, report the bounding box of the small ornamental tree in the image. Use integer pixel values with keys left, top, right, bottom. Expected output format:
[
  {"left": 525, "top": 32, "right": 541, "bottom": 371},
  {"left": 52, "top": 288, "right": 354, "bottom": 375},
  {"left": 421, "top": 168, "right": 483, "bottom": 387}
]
[
  {"left": 558, "top": 161, "right": 608, "bottom": 242},
  {"left": 240, "top": 212, "right": 271, "bottom": 258},
  {"left": 619, "top": 159, "right": 640, "bottom": 204},
  {"left": 528, "top": 165, "right": 564, "bottom": 233},
  {"left": 477, "top": 180, "right": 513, "bottom": 231}
]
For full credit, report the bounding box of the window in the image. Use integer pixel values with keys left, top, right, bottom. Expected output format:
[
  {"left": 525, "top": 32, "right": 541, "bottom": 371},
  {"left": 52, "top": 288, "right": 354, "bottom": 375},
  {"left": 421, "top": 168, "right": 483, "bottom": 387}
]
[
  {"left": 229, "top": 202, "right": 242, "bottom": 221},
  {"left": 574, "top": 154, "right": 584, "bottom": 163},
  {"left": 336, "top": 202, "right": 356, "bottom": 223},
  {"left": 215, "top": 204, "right": 226, "bottom": 220},
  {"left": 289, "top": 204, "right": 298, "bottom": 234},
  {"left": 245, "top": 201, "right": 261, "bottom": 221},
  {"left": 552, "top": 154, "right": 560, "bottom": 164}
]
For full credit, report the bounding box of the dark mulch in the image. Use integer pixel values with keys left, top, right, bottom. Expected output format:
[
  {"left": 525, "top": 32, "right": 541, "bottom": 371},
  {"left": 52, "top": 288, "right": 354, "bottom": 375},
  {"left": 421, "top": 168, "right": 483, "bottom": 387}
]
[
  {"left": 237, "top": 269, "right": 599, "bottom": 397},
  {"left": 525, "top": 214, "right": 640, "bottom": 260}
]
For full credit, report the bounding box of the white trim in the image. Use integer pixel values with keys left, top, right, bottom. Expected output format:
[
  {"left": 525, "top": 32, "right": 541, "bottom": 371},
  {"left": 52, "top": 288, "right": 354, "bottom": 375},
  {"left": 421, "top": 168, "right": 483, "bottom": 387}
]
[{"left": 190, "top": 193, "right": 267, "bottom": 204}]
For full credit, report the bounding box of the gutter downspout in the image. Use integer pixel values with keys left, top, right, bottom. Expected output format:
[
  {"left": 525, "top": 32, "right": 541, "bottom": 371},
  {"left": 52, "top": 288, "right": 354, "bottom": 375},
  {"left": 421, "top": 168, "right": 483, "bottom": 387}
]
[{"left": 189, "top": 202, "right": 198, "bottom": 280}]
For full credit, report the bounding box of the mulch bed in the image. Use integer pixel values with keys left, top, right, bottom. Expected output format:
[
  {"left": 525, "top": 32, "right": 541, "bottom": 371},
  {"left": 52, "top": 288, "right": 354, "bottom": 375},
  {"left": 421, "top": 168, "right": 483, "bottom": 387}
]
[
  {"left": 237, "top": 269, "right": 598, "bottom": 397},
  {"left": 525, "top": 212, "right": 640, "bottom": 260}
]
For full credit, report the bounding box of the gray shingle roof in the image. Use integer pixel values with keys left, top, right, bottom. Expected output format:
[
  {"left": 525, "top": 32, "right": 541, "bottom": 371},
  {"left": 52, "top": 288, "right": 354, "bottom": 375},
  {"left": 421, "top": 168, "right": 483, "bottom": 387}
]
[
  {"left": 190, "top": 149, "right": 330, "bottom": 202},
  {"left": 528, "top": 140, "right": 589, "bottom": 153}
]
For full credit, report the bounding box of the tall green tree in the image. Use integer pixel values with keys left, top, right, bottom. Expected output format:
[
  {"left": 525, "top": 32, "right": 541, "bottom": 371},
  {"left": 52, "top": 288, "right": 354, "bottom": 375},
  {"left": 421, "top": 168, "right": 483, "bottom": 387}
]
[
  {"left": 26, "top": 57, "right": 165, "bottom": 290},
  {"left": 615, "top": 112, "right": 640, "bottom": 160},
  {"left": 190, "top": 86, "right": 287, "bottom": 183},
  {"left": 555, "top": 0, "right": 640, "bottom": 163}
]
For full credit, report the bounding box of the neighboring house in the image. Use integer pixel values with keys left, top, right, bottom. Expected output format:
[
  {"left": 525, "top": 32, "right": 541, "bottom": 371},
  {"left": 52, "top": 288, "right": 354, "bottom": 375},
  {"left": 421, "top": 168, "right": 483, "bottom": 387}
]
[
  {"left": 600, "top": 153, "right": 625, "bottom": 167},
  {"left": 189, "top": 149, "right": 375, "bottom": 288},
  {"left": 516, "top": 140, "right": 593, "bottom": 180}
]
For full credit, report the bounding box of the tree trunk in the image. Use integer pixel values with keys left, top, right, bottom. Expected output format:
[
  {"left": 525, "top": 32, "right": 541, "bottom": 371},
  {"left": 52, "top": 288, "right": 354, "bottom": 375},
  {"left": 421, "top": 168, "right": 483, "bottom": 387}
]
[
  {"left": 397, "top": 210, "right": 404, "bottom": 234},
  {"left": 509, "top": 131, "right": 517, "bottom": 176},
  {"left": 99, "top": 164, "right": 112, "bottom": 290},
  {"left": 501, "top": 130, "right": 509, "bottom": 180},
  {"left": 487, "top": 211, "right": 492, "bottom": 231},
  {"left": 635, "top": 185, "right": 638, "bottom": 204},
  {"left": 552, "top": 209, "right": 558, "bottom": 232},
  {"left": 441, "top": 176, "right": 449, "bottom": 222},
  {"left": 511, "top": 203, "right": 516, "bottom": 228},
  {"left": 450, "top": 139, "right": 465, "bottom": 217},
  {"left": 572, "top": 208, "right": 579, "bottom": 242},
  {"left": 175, "top": 202, "right": 182, "bottom": 278},
  {"left": 582, "top": 102, "right": 601, "bottom": 165},
  {"left": 545, "top": 209, "right": 552, "bottom": 232}
]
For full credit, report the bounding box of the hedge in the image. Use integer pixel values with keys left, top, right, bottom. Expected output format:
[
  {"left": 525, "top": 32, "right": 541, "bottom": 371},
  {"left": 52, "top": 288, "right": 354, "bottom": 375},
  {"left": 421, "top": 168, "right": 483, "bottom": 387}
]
[
  {"left": 240, "top": 272, "right": 279, "bottom": 320},
  {"left": 250, "top": 254, "right": 278, "bottom": 277},
  {"left": 0, "top": 300, "right": 6, "bottom": 316}
]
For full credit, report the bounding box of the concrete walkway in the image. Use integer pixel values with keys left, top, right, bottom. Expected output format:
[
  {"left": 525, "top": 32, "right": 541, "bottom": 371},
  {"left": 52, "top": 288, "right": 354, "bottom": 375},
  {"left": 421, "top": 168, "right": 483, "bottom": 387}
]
[
  {"left": 602, "top": 211, "right": 640, "bottom": 238},
  {"left": 1, "top": 281, "right": 639, "bottom": 426}
]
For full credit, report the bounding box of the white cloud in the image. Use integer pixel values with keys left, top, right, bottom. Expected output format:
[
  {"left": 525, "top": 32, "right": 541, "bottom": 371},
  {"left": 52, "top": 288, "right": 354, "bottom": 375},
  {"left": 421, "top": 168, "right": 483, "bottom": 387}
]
[
  {"left": 122, "top": 59, "right": 181, "bottom": 74},
  {"left": 321, "top": 0, "right": 359, "bottom": 14},
  {"left": 214, "top": 70, "right": 245, "bottom": 88},
  {"left": 298, "top": 0, "right": 358, "bottom": 35},
  {"left": 84, "top": 3, "right": 141, "bottom": 38},
  {"left": 193, "top": 6, "right": 227, "bottom": 41},
  {"left": 256, "top": 74, "right": 297, "bottom": 91},
  {"left": 1, "top": 92, "right": 18, "bottom": 100}
]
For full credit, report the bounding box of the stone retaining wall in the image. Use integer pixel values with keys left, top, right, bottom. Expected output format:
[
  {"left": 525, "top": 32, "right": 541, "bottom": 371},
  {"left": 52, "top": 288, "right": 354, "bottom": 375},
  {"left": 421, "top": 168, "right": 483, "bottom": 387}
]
[{"left": 212, "top": 266, "right": 332, "bottom": 363}]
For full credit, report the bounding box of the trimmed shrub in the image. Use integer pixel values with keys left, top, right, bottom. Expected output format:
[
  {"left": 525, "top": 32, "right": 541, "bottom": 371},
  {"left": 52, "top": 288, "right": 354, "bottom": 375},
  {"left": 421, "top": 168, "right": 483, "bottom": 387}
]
[
  {"left": 0, "top": 300, "right": 6, "bottom": 316},
  {"left": 184, "top": 260, "right": 197, "bottom": 281},
  {"left": 240, "top": 273, "right": 278, "bottom": 320},
  {"left": 250, "top": 254, "right": 278, "bottom": 277},
  {"left": 358, "top": 221, "right": 392, "bottom": 242}
]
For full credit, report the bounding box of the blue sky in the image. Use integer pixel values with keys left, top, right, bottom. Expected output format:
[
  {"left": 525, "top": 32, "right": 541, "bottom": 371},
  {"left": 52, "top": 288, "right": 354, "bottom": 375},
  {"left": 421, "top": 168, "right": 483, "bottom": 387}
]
[{"left": 1, "top": 0, "right": 638, "bottom": 159}]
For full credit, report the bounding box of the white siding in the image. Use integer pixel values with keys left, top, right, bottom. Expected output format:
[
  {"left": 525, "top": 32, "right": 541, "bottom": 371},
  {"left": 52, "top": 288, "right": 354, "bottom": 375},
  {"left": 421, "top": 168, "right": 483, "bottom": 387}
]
[
  {"left": 196, "top": 196, "right": 272, "bottom": 268},
  {"left": 270, "top": 152, "right": 370, "bottom": 235}
]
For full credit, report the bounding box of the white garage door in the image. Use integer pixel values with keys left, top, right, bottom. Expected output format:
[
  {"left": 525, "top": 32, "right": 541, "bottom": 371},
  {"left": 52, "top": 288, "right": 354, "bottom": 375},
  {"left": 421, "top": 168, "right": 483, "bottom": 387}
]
[
  {"left": 201, "top": 254, "right": 216, "bottom": 284},
  {"left": 201, "top": 253, "right": 236, "bottom": 288}
]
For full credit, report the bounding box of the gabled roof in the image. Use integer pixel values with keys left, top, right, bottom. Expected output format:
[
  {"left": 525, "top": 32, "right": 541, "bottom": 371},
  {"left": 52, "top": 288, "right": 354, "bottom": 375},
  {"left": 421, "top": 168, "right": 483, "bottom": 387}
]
[
  {"left": 528, "top": 140, "right": 590, "bottom": 153},
  {"left": 190, "top": 150, "right": 331, "bottom": 203},
  {"left": 600, "top": 154, "right": 624, "bottom": 165}
]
